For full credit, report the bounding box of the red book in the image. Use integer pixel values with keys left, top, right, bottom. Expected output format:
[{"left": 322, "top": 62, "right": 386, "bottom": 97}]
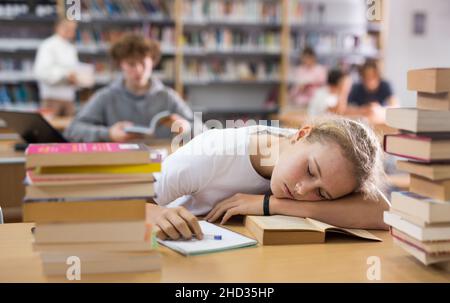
[
  {"left": 384, "top": 133, "right": 450, "bottom": 163},
  {"left": 26, "top": 143, "right": 160, "bottom": 168}
]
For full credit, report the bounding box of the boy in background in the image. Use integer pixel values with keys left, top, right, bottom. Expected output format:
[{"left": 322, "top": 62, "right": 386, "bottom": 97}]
[{"left": 65, "top": 33, "right": 195, "bottom": 142}]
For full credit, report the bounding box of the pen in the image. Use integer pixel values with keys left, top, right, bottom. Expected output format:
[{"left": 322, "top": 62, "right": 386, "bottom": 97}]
[{"left": 194, "top": 234, "right": 222, "bottom": 240}]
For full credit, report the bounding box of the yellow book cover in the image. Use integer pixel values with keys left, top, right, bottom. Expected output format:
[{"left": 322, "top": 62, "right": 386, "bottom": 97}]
[{"left": 36, "top": 163, "right": 161, "bottom": 174}]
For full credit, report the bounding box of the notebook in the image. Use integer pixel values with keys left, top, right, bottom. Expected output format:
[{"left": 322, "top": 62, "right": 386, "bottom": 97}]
[{"left": 157, "top": 221, "right": 257, "bottom": 256}]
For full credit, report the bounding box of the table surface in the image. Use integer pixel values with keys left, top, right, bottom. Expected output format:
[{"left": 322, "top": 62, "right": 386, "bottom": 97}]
[{"left": 0, "top": 222, "right": 449, "bottom": 283}]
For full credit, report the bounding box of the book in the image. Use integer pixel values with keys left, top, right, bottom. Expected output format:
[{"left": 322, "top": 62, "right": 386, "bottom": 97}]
[
  {"left": 409, "top": 175, "right": 450, "bottom": 201},
  {"left": 75, "top": 63, "right": 95, "bottom": 88},
  {"left": 396, "top": 160, "right": 450, "bottom": 181},
  {"left": 384, "top": 211, "right": 450, "bottom": 241},
  {"left": 390, "top": 191, "right": 450, "bottom": 224},
  {"left": 34, "top": 220, "right": 151, "bottom": 244},
  {"left": 393, "top": 238, "right": 450, "bottom": 265},
  {"left": 123, "top": 110, "right": 172, "bottom": 137},
  {"left": 157, "top": 221, "right": 257, "bottom": 256},
  {"left": 26, "top": 169, "right": 155, "bottom": 186},
  {"left": 389, "top": 208, "right": 450, "bottom": 228},
  {"left": 36, "top": 163, "right": 162, "bottom": 174},
  {"left": 384, "top": 133, "right": 450, "bottom": 162},
  {"left": 386, "top": 108, "right": 450, "bottom": 133},
  {"left": 33, "top": 240, "right": 155, "bottom": 253},
  {"left": 244, "top": 215, "right": 381, "bottom": 245},
  {"left": 25, "top": 143, "right": 160, "bottom": 168},
  {"left": 417, "top": 92, "right": 450, "bottom": 111},
  {"left": 25, "top": 182, "right": 154, "bottom": 200},
  {"left": 40, "top": 251, "right": 161, "bottom": 276},
  {"left": 391, "top": 228, "right": 450, "bottom": 255},
  {"left": 407, "top": 68, "right": 450, "bottom": 93},
  {"left": 23, "top": 199, "right": 146, "bottom": 223}
]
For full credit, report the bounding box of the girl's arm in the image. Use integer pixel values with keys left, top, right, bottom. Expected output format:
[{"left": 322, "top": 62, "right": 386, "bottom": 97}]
[
  {"left": 206, "top": 192, "right": 390, "bottom": 230},
  {"left": 270, "top": 193, "right": 390, "bottom": 230}
]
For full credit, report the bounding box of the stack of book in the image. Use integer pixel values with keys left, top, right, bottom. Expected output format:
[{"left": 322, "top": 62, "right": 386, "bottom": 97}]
[
  {"left": 23, "top": 142, "right": 162, "bottom": 276},
  {"left": 384, "top": 68, "right": 450, "bottom": 268}
]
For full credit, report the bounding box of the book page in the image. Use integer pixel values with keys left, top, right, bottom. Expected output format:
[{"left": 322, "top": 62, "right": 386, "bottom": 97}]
[
  {"left": 157, "top": 221, "right": 257, "bottom": 256},
  {"left": 250, "top": 215, "right": 320, "bottom": 231},
  {"left": 307, "top": 218, "right": 381, "bottom": 241}
]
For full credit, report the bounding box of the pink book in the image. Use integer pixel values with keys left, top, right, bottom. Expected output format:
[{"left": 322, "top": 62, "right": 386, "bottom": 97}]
[{"left": 26, "top": 143, "right": 161, "bottom": 168}]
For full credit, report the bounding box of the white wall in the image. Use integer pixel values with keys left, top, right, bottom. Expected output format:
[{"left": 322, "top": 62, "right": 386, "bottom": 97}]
[{"left": 384, "top": 0, "right": 450, "bottom": 107}]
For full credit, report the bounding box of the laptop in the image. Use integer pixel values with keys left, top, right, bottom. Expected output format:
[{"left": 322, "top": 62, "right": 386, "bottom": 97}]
[{"left": 0, "top": 110, "right": 68, "bottom": 144}]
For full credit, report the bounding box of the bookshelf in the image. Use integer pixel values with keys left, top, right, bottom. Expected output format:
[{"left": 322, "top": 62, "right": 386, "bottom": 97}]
[{"left": 0, "top": 0, "right": 384, "bottom": 119}]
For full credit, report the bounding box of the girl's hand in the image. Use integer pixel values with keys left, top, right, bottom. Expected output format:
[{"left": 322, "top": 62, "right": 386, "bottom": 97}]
[
  {"left": 205, "top": 193, "right": 265, "bottom": 224},
  {"left": 152, "top": 206, "right": 203, "bottom": 240}
]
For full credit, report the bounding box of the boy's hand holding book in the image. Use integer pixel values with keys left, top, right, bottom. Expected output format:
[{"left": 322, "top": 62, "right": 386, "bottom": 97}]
[{"left": 109, "top": 121, "right": 143, "bottom": 142}]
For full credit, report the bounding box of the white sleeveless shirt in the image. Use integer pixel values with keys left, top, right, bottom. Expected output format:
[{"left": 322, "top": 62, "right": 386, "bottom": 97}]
[{"left": 154, "top": 125, "right": 295, "bottom": 215}]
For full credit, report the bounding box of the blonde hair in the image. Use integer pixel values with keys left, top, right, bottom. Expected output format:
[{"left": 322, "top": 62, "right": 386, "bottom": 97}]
[{"left": 302, "top": 116, "right": 386, "bottom": 200}]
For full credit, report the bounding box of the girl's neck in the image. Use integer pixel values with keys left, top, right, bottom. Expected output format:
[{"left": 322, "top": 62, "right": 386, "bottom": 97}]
[{"left": 249, "top": 133, "right": 291, "bottom": 179}]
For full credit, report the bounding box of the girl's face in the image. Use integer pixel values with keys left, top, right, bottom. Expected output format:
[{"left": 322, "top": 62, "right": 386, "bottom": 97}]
[{"left": 271, "top": 132, "right": 358, "bottom": 201}]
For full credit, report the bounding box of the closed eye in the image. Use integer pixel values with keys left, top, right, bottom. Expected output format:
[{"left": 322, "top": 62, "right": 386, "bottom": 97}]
[
  {"left": 307, "top": 163, "right": 314, "bottom": 177},
  {"left": 318, "top": 189, "right": 327, "bottom": 200}
]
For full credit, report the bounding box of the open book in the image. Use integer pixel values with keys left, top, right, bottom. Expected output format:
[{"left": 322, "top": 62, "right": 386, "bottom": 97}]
[
  {"left": 157, "top": 221, "right": 257, "bottom": 256},
  {"left": 124, "top": 110, "right": 172, "bottom": 137},
  {"left": 245, "top": 215, "right": 381, "bottom": 245}
]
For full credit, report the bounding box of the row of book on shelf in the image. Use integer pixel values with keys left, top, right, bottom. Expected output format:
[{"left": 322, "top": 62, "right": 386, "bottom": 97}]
[
  {"left": 0, "top": 0, "right": 357, "bottom": 27},
  {"left": 383, "top": 68, "right": 450, "bottom": 268},
  {"left": 182, "top": 59, "right": 279, "bottom": 82},
  {"left": 183, "top": 0, "right": 280, "bottom": 23},
  {"left": 23, "top": 142, "right": 164, "bottom": 275},
  {"left": 80, "top": 0, "right": 173, "bottom": 20},
  {"left": 183, "top": 0, "right": 360, "bottom": 25},
  {"left": 0, "top": 2, "right": 56, "bottom": 18},
  {"left": 0, "top": 84, "right": 39, "bottom": 106}
]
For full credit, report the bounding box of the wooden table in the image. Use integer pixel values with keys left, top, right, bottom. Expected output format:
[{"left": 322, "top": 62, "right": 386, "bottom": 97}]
[
  {"left": 0, "top": 141, "right": 26, "bottom": 222},
  {"left": 0, "top": 222, "right": 448, "bottom": 282}
]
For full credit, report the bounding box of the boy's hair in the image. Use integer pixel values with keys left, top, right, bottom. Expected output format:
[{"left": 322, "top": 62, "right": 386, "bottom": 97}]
[
  {"left": 110, "top": 33, "right": 161, "bottom": 66},
  {"left": 360, "top": 60, "right": 380, "bottom": 78},
  {"left": 302, "top": 116, "right": 386, "bottom": 200},
  {"left": 327, "top": 69, "right": 345, "bottom": 86},
  {"left": 301, "top": 46, "right": 316, "bottom": 58}
]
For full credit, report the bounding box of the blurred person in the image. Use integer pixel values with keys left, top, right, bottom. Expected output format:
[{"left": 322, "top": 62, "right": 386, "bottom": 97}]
[
  {"left": 65, "top": 33, "right": 195, "bottom": 142},
  {"left": 34, "top": 18, "right": 80, "bottom": 116},
  {"left": 346, "top": 61, "right": 399, "bottom": 124},
  {"left": 308, "top": 69, "right": 352, "bottom": 117},
  {"left": 289, "top": 47, "right": 327, "bottom": 106}
]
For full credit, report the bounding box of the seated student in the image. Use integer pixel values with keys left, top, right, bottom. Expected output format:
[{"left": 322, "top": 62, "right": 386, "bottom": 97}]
[
  {"left": 289, "top": 47, "right": 327, "bottom": 106},
  {"left": 307, "top": 69, "right": 352, "bottom": 117},
  {"left": 65, "top": 33, "right": 195, "bottom": 142},
  {"left": 147, "top": 117, "right": 390, "bottom": 240},
  {"left": 346, "top": 61, "right": 399, "bottom": 124}
]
